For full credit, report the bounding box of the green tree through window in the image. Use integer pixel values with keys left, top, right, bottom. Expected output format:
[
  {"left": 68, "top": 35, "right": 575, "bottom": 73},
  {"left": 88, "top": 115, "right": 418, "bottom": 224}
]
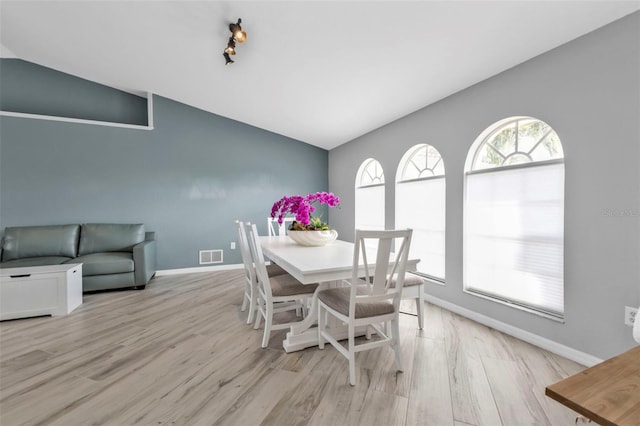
[{"left": 472, "top": 118, "right": 563, "bottom": 171}]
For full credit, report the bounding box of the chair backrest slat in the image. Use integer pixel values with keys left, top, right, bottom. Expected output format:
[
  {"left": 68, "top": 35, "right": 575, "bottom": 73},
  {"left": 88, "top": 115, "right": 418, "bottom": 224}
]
[
  {"left": 246, "top": 222, "right": 273, "bottom": 299},
  {"left": 267, "top": 217, "right": 293, "bottom": 237},
  {"left": 235, "top": 220, "right": 255, "bottom": 284}
]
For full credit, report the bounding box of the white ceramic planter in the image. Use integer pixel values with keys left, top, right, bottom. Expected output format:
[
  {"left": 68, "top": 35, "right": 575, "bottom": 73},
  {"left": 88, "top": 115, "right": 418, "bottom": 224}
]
[{"left": 287, "top": 229, "right": 338, "bottom": 246}]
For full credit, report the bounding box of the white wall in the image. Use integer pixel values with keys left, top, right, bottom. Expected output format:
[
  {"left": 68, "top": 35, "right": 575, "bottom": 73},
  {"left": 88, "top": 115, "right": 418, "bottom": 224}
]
[{"left": 328, "top": 12, "right": 640, "bottom": 360}]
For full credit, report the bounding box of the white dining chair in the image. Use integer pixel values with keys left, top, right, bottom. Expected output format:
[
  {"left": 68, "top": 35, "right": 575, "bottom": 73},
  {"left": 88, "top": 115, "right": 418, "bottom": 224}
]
[
  {"left": 267, "top": 217, "right": 294, "bottom": 236},
  {"left": 246, "top": 222, "right": 319, "bottom": 348},
  {"left": 317, "top": 228, "right": 412, "bottom": 386},
  {"left": 235, "top": 220, "right": 288, "bottom": 324}
]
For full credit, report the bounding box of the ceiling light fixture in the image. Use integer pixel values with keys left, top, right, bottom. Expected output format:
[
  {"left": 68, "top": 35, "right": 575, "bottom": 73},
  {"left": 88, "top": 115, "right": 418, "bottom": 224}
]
[{"left": 223, "top": 18, "right": 246, "bottom": 65}]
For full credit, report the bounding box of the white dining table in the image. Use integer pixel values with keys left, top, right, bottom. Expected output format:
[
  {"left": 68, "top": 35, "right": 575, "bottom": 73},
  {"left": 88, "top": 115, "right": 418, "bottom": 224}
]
[{"left": 259, "top": 235, "right": 419, "bottom": 352}]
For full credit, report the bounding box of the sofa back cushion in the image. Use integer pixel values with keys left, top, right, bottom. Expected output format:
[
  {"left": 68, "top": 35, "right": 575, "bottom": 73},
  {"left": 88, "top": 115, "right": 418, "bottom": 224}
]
[
  {"left": 79, "top": 223, "right": 145, "bottom": 255},
  {"left": 1, "top": 224, "right": 80, "bottom": 261}
]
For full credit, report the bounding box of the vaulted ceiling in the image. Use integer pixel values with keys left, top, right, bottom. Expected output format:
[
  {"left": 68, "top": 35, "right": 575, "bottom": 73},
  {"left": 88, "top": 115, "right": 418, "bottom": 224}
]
[{"left": 2, "top": 1, "right": 639, "bottom": 149}]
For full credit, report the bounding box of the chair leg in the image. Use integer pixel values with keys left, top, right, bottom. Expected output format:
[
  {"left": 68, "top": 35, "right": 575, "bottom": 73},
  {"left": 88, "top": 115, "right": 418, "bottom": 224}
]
[
  {"left": 253, "top": 297, "right": 263, "bottom": 330},
  {"left": 241, "top": 294, "right": 248, "bottom": 312},
  {"left": 391, "top": 317, "right": 403, "bottom": 372},
  {"left": 318, "top": 303, "right": 325, "bottom": 349},
  {"left": 416, "top": 285, "right": 425, "bottom": 330},
  {"left": 348, "top": 323, "right": 356, "bottom": 386},
  {"left": 253, "top": 310, "right": 261, "bottom": 330},
  {"left": 247, "top": 290, "right": 257, "bottom": 324},
  {"left": 261, "top": 303, "right": 274, "bottom": 348}
]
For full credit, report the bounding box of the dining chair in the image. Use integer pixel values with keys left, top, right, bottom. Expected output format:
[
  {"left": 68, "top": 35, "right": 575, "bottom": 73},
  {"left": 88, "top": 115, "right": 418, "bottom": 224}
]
[
  {"left": 235, "top": 220, "right": 288, "bottom": 324},
  {"left": 317, "top": 228, "right": 412, "bottom": 386},
  {"left": 245, "top": 222, "right": 319, "bottom": 348},
  {"left": 267, "top": 217, "right": 294, "bottom": 236},
  {"left": 393, "top": 273, "right": 425, "bottom": 329}
]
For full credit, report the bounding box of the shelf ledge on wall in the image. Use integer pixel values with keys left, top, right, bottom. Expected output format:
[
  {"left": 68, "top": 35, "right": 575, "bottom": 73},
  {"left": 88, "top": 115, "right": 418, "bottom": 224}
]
[{"left": 0, "top": 92, "right": 154, "bottom": 130}]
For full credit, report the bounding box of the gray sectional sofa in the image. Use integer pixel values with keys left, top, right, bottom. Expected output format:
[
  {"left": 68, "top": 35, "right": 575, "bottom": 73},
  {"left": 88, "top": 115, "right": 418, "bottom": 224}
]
[{"left": 0, "top": 223, "right": 156, "bottom": 292}]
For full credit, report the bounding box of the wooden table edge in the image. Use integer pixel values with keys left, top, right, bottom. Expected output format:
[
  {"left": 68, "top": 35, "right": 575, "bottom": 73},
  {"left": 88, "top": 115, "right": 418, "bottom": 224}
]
[{"left": 544, "top": 386, "right": 615, "bottom": 426}]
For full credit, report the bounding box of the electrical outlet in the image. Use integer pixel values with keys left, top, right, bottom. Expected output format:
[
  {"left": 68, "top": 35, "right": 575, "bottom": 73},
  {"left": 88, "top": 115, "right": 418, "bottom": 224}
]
[
  {"left": 230, "top": 241, "right": 236, "bottom": 250},
  {"left": 625, "top": 306, "right": 638, "bottom": 326}
]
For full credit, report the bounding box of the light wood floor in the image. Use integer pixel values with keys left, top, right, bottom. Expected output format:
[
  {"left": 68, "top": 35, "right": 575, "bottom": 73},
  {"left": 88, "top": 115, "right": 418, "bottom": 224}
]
[{"left": 0, "top": 271, "right": 585, "bottom": 426}]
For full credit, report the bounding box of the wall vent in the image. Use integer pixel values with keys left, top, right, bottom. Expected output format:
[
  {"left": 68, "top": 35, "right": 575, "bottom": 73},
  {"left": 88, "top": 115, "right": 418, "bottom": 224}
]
[{"left": 199, "top": 249, "right": 223, "bottom": 265}]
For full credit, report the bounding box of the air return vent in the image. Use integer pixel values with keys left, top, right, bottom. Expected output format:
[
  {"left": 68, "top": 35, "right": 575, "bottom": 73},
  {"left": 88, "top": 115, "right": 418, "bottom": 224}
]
[{"left": 199, "top": 249, "right": 223, "bottom": 264}]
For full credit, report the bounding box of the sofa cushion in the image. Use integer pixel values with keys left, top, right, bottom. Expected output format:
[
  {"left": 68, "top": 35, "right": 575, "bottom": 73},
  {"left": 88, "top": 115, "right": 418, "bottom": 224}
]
[
  {"left": 1, "top": 225, "right": 80, "bottom": 261},
  {"left": 83, "top": 273, "right": 135, "bottom": 292},
  {"left": 74, "top": 252, "right": 134, "bottom": 276},
  {"left": 0, "top": 256, "right": 72, "bottom": 268},
  {"left": 79, "top": 223, "right": 145, "bottom": 255}
]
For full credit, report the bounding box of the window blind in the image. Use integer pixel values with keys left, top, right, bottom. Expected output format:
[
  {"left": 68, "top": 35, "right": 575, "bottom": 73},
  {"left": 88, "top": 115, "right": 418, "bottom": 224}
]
[
  {"left": 355, "top": 185, "right": 385, "bottom": 231},
  {"left": 464, "top": 162, "right": 564, "bottom": 317},
  {"left": 396, "top": 177, "right": 446, "bottom": 280}
]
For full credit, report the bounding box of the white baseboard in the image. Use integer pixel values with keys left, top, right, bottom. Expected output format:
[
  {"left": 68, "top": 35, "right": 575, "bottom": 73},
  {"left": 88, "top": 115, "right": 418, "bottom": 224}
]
[
  {"left": 423, "top": 294, "right": 603, "bottom": 367},
  {"left": 155, "top": 263, "right": 244, "bottom": 276}
]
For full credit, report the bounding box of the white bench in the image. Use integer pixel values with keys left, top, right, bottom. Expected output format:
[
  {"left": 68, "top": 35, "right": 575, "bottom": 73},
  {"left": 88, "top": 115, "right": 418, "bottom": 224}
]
[{"left": 0, "top": 263, "right": 83, "bottom": 320}]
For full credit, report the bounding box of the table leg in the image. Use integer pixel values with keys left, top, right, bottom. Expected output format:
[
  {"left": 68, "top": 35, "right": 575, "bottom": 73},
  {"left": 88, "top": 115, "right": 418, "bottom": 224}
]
[{"left": 283, "top": 282, "right": 328, "bottom": 352}]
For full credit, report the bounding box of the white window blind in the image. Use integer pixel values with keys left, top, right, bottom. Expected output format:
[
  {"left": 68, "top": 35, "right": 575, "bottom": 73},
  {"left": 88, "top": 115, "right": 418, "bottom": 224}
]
[
  {"left": 464, "top": 161, "right": 565, "bottom": 318},
  {"left": 355, "top": 185, "right": 385, "bottom": 231},
  {"left": 396, "top": 177, "right": 446, "bottom": 280},
  {"left": 356, "top": 158, "right": 385, "bottom": 232}
]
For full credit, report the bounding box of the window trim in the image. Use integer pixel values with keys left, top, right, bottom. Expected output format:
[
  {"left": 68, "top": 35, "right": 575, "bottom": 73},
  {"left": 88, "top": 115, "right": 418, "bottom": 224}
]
[
  {"left": 463, "top": 288, "right": 565, "bottom": 323},
  {"left": 467, "top": 116, "right": 564, "bottom": 172},
  {"left": 357, "top": 182, "right": 385, "bottom": 189},
  {"left": 357, "top": 158, "right": 385, "bottom": 188},
  {"left": 397, "top": 175, "right": 446, "bottom": 184},
  {"left": 411, "top": 270, "right": 446, "bottom": 285},
  {"left": 398, "top": 143, "right": 445, "bottom": 181},
  {"left": 465, "top": 158, "right": 565, "bottom": 176}
]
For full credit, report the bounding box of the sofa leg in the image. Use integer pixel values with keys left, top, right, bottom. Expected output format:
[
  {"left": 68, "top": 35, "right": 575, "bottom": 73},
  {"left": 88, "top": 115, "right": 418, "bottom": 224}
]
[{"left": 133, "top": 285, "right": 146, "bottom": 290}]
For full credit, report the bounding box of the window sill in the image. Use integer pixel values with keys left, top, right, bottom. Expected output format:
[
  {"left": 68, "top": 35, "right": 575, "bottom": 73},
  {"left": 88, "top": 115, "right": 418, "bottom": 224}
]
[{"left": 463, "top": 289, "right": 565, "bottom": 323}]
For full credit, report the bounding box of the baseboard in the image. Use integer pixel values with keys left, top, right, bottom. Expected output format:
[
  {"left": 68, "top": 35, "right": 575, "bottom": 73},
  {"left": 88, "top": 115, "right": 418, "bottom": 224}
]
[
  {"left": 155, "top": 263, "right": 244, "bottom": 276},
  {"left": 423, "top": 294, "right": 603, "bottom": 367}
]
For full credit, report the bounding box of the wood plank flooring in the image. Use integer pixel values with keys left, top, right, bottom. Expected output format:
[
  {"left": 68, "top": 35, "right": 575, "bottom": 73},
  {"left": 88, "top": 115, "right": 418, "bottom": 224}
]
[{"left": 0, "top": 270, "right": 586, "bottom": 425}]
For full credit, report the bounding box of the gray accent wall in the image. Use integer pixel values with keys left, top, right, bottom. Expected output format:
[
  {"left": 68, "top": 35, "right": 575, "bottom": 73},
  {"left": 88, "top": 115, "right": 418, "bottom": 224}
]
[
  {"left": 329, "top": 12, "right": 640, "bottom": 360},
  {"left": 0, "top": 60, "right": 328, "bottom": 270}
]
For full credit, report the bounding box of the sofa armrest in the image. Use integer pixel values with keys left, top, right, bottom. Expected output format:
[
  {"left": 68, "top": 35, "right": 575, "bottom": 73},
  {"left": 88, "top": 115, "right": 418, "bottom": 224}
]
[{"left": 133, "top": 239, "right": 157, "bottom": 285}]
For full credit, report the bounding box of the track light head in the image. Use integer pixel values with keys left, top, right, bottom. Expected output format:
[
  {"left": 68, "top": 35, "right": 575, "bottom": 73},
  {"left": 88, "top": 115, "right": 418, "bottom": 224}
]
[
  {"left": 223, "top": 52, "right": 235, "bottom": 65},
  {"left": 229, "top": 19, "right": 247, "bottom": 43},
  {"left": 222, "top": 18, "right": 247, "bottom": 65}
]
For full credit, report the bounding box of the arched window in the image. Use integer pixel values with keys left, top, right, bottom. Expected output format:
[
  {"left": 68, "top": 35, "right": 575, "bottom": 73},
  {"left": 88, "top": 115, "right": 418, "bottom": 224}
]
[
  {"left": 355, "top": 158, "right": 385, "bottom": 231},
  {"left": 396, "top": 144, "right": 446, "bottom": 281},
  {"left": 464, "top": 117, "right": 565, "bottom": 319}
]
